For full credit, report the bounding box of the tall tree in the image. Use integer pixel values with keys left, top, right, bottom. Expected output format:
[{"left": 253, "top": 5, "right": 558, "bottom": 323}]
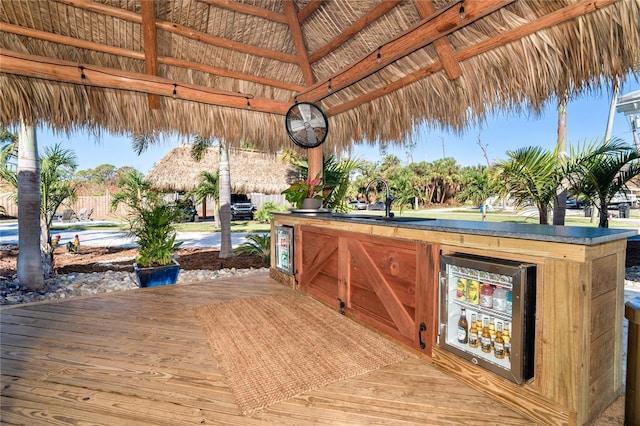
[
  {"left": 16, "top": 122, "right": 44, "bottom": 289},
  {"left": 553, "top": 93, "right": 568, "bottom": 225},
  {"left": 217, "top": 141, "right": 233, "bottom": 258},
  {"left": 191, "top": 136, "right": 232, "bottom": 258}
]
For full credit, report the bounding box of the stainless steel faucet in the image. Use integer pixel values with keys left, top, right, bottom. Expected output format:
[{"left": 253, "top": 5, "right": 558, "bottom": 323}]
[{"left": 365, "top": 178, "right": 394, "bottom": 218}]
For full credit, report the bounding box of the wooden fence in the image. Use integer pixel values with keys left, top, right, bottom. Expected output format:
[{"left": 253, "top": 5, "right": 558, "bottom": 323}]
[
  {"left": 1, "top": 193, "right": 128, "bottom": 220},
  {"left": 1, "top": 192, "right": 289, "bottom": 220}
]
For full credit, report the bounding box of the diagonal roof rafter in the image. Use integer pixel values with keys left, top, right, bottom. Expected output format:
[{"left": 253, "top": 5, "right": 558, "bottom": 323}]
[
  {"left": 327, "top": 0, "right": 623, "bottom": 117},
  {"left": 296, "top": 0, "right": 512, "bottom": 104}
]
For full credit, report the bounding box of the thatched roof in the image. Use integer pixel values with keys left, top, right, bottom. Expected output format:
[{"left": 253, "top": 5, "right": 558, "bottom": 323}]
[
  {"left": 147, "top": 144, "right": 298, "bottom": 194},
  {"left": 1, "top": 1, "right": 639, "bottom": 153}
]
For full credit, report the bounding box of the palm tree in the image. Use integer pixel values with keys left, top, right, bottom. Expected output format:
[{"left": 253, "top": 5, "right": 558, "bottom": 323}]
[
  {"left": 16, "top": 122, "right": 44, "bottom": 290},
  {"left": 191, "top": 136, "right": 233, "bottom": 258},
  {"left": 189, "top": 170, "right": 220, "bottom": 226},
  {"left": 492, "top": 146, "right": 562, "bottom": 225},
  {"left": 234, "top": 233, "right": 271, "bottom": 265},
  {"left": 2, "top": 139, "right": 79, "bottom": 277},
  {"left": 39, "top": 143, "right": 79, "bottom": 276},
  {"left": 566, "top": 138, "right": 640, "bottom": 227}
]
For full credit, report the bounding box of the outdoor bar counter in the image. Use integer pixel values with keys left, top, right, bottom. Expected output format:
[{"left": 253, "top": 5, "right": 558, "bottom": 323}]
[{"left": 270, "top": 212, "right": 637, "bottom": 425}]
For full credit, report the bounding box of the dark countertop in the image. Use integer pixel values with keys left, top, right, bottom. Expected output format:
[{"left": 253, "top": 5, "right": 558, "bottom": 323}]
[{"left": 276, "top": 212, "right": 637, "bottom": 246}]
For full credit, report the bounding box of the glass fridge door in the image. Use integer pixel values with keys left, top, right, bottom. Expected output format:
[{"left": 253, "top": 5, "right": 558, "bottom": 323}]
[
  {"left": 439, "top": 253, "right": 535, "bottom": 384},
  {"left": 275, "top": 225, "right": 294, "bottom": 274}
]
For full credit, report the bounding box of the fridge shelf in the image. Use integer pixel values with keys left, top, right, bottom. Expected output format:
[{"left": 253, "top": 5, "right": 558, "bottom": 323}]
[
  {"left": 446, "top": 339, "right": 512, "bottom": 370},
  {"left": 452, "top": 299, "right": 512, "bottom": 322},
  {"left": 448, "top": 270, "right": 513, "bottom": 290}
]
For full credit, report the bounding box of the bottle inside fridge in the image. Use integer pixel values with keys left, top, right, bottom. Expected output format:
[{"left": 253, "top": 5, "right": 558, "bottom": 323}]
[{"left": 439, "top": 253, "right": 536, "bottom": 384}]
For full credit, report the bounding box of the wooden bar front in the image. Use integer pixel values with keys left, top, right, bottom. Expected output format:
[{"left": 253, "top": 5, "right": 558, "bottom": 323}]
[{"left": 270, "top": 213, "right": 633, "bottom": 425}]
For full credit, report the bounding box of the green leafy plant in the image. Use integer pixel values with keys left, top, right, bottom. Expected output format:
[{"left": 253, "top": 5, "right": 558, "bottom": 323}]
[
  {"left": 254, "top": 201, "right": 286, "bottom": 222},
  {"left": 233, "top": 233, "right": 271, "bottom": 265},
  {"left": 282, "top": 175, "right": 323, "bottom": 208},
  {"left": 111, "top": 170, "right": 183, "bottom": 267}
]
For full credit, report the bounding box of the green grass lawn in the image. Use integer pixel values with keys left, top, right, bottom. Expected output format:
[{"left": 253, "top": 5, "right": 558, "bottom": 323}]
[{"left": 40, "top": 207, "right": 639, "bottom": 233}]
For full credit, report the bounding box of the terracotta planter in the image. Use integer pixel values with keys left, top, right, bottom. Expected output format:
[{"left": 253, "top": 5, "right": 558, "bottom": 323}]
[
  {"left": 301, "top": 198, "right": 323, "bottom": 209},
  {"left": 134, "top": 260, "right": 180, "bottom": 288}
]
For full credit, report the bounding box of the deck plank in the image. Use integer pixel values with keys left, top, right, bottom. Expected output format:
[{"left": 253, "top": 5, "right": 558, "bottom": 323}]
[{"left": 1, "top": 273, "right": 534, "bottom": 425}]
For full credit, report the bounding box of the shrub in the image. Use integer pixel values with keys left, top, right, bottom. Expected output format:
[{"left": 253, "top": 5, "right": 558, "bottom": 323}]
[
  {"left": 234, "top": 233, "right": 271, "bottom": 265},
  {"left": 254, "top": 202, "right": 286, "bottom": 222}
]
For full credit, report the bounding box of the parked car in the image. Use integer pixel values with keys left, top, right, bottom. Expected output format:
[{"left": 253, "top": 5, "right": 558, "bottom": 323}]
[
  {"left": 349, "top": 200, "right": 367, "bottom": 210},
  {"left": 230, "top": 194, "right": 256, "bottom": 220},
  {"left": 367, "top": 201, "right": 386, "bottom": 211}
]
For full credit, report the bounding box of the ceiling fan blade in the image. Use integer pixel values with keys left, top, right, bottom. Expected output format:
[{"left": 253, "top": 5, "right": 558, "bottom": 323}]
[
  {"left": 308, "top": 117, "right": 327, "bottom": 129},
  {"left": 289, "top": 119, "right": 306, "bottom": 132},
  {"left": 297, "top": 103, "right": 313, "bottom": 123}
]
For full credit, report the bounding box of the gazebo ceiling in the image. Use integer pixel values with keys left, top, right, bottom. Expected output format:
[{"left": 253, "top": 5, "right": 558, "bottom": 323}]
[{"left": 1, "top": 0, "right": 638, "bottom": 153}]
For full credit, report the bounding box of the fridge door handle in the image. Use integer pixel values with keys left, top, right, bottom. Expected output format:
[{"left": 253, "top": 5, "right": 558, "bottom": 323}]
[{"left": 418, "top": 322, "right": 427, "bottom": 349}]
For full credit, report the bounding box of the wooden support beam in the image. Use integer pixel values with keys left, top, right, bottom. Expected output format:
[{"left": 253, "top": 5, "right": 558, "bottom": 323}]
[
  {"left": 296, "top": 0, "right": 511, "bottom": 104},
  {"left": 198, "top": 0, "right": 288, "bottom": 23},
  {"left": 0, "top": 23, "right": 305, "bottom": 92},
  {"left": 326, "top": 0, "right": 617, "bottom": 117},
  {"left": 0, "top": 50, "right": 290, "bottom": 115},
  {"left": 298, "top": 0, "right": 324, "bottom": 23},
  {"left": 309, "top": 1, "right": 401, "bottom": 64},
  {"left": 282, "top": 0, "right": 322, "bottom": 182},
  {"left": 141, "top": 0, "right": 160, "bottom": 109},
  {"left": 413, "top": 0, "right": 461, "bottom": 80},
  {"left": 283, "top": 0, "right": 315, "bottom": 87},
  {"left": 55, "top": 0, "right": 298, "bottom": 64}
]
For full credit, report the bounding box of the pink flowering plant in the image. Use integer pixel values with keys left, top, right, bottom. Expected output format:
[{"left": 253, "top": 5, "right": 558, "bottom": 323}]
[{"left": 282, "top": 175, "right": 323, "bottom": 208}]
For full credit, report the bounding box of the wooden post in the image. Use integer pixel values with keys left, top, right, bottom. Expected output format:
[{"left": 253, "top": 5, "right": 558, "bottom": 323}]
[{"left": 308, "top": 146, "right": 323, "bottom": 182}]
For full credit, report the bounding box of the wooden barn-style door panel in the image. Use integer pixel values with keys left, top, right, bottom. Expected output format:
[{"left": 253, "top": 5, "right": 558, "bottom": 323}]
[
  {"left": 298, "top": 226, "right": 439, "bottom": 355},
  {"left": 347, "top": 236, "right": 439, "bottom": 354},
  {"left": 298, "top": 226, "right": 341, "bottom": 309}
]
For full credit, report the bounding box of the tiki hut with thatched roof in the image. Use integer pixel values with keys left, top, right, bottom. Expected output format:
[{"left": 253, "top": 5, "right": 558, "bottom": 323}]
[
  {"left": 147, "top": 144, "right": 298, "bottom": 195},
  {"left": 147, "top": 144, "right": 299, "bottom": 216}
]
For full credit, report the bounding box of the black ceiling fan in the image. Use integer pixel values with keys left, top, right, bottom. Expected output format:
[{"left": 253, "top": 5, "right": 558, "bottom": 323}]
[{"left": 285, "top": 102, "right": 329, "bottom": 148}]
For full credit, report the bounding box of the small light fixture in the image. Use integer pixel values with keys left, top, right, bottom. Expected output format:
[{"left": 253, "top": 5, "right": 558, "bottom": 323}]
[
  {"left": 172, "top": 83, "right": 177, "bottom": 98},
  {"left": 459, "top": 0, "right": 465, "bottom": 20},
  {"left": 327, "top": 78, "right": 332, "bottom": 94},
  {"left": 79, "top": 65, "right": 86, "bottom": 80},
  {"left": 376, "top": 47, "right": 381, "bottom": 63}
]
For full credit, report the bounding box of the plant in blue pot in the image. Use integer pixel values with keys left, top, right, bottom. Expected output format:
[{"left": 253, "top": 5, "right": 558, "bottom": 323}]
[{"left": 111, "top": 170, "right": 183, "bottom": 287}]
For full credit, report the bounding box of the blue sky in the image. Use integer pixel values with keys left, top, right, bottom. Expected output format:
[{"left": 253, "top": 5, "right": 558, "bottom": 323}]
[{"left": 37, "top": 79, "right": 639, "bottom": 174}]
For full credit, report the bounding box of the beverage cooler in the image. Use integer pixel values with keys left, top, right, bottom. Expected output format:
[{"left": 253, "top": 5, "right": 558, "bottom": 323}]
[
  {"left": 439, "top": 253, "right": 536, "bottom": 384},
  {"left": 275, "top": 225, "right": 294, "bottom": 275}
]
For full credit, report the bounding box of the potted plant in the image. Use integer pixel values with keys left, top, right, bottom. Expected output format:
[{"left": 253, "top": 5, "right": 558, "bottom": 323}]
[
  {"left": 111, "top": 171, "right": 183, "bottom": 287},
  {"left": 282, "top": 175, "right": 324, "bottom": 209}
]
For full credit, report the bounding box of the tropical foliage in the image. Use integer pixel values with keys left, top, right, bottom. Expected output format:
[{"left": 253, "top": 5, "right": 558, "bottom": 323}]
[
  {"left": 566, "top": 138, "right": 640, "bottom": 227},
  {"left": 233, "top": 233, "right": 271, "bottom": 265},
  {"left": 111, "top": 170, "right": 183, "bottom": 267},
  {"left": 254, "top": 201, "right": 286, "bottom": 222},
  {"left": 1, "top": 140, "right": 79, "bottom": 277},
  {"left": 282, "top": 154, "right": 363, "bottom": 212},
  {"left": 491, "top": 146, "right": 563, "bottom": 225}
]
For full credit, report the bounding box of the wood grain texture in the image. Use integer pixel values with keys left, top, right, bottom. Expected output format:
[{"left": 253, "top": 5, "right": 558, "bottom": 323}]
[{"left": 0, "top": 274, "right": 534, "bottom": 425}]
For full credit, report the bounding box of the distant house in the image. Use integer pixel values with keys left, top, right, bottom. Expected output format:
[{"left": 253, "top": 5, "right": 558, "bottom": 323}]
[{"left": 147, "top": 144, "right": 298, "bottom": 217}]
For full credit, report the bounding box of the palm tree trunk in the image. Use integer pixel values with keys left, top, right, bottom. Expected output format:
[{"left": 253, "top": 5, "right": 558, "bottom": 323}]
[
  {"left": 553, "top": 93, "right": 567, "bottom": 225},
  {"left": 16, "top": 121, "right": 44, "bottom": 290},
  {"left": 218, "top": 141, "right": 233, "bottom": 258}
]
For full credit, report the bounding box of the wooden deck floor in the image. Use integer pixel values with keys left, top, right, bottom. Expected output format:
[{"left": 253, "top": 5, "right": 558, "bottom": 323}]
[{"left": 1, "top": 273, "right": 539, "bottom": 425}]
